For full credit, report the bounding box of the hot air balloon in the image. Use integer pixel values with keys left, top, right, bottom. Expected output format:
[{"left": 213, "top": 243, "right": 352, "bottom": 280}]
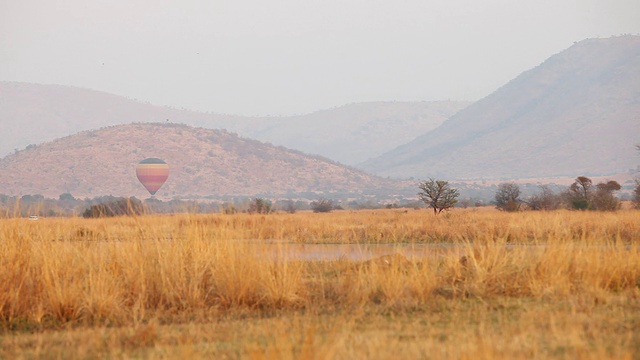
[{"left": 136, "top": 158, "right": 169, "bottom": 195}]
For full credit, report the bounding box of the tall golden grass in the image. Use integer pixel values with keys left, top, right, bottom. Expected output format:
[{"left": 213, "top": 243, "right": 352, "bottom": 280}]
[{"left": 1, "top": 209, "right": 639, "bottom": 358}]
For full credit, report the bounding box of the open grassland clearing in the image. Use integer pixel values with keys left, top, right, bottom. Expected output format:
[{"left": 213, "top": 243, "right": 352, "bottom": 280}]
[{"left": 1, "top": 209, "right": 639, "bottom": 358}]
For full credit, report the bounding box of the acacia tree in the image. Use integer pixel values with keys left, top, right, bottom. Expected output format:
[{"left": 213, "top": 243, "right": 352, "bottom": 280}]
[
  {"left": 591, "top": 180, "right": 621, "bottom": 211},
  {"left": 494, "top": 182, "right": 521, "bottom": 212},
  {"left": 566, "top": 176, "right": 621, "bottom": 211},
  {"left": 418, "top": 178, "right": 460, "bottom": 215},
  {"left": 568, "top": 176, "right": 593, "bottom": 210}
]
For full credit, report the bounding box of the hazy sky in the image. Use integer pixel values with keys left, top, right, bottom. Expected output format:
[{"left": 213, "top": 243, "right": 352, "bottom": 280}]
[{"left": 2, "top": 1, "right": 639, "bottom": 116}]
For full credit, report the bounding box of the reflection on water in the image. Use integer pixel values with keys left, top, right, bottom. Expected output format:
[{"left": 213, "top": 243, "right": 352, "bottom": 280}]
[
  {"left": 252, "top": 242, "right": 467, "bottom": 261},
  {"left": 247, "top": 242, "right": 630, "bottom": 261}
]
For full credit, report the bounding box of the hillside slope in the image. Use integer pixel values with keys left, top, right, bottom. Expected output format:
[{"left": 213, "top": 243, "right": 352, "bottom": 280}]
[
  {"left": 227, "top": 101, "right": 467, "bottom": 165},
  {"left": 361, "top": 36, "right": 640, "bottom": 180},
  {"left": 0, "top": 123, "right": 402, "bottom": 198},
  {"left": 0, "top": 82, "right": 467, "bottom": 164}
]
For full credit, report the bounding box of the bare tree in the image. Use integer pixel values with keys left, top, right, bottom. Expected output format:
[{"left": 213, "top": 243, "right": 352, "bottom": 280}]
[
  {"left": 418, "top": 178, "right": 460, "bottom": 215},
  {"left": 494, "top": 182, "right": 522, "bottom": 212},
  {"left": 526, "top": 185, "right": 562, "bottom": 211}
]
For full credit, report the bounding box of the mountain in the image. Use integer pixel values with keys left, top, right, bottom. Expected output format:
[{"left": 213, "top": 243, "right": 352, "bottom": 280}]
[
  {"left": 361, "top": 36, "right": 640, "bottom": 180},
  {"left": 0, "top": 123, "right": 407, "bottom": 199},
  {"left": 221, "top": 101, "right": 467, "bottom": 165},
  {"left": 0, "top": 82, "right": 468, "bottom": 165}
]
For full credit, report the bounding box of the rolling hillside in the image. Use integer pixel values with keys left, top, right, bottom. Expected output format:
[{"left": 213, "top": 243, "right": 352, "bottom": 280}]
[
  {"left": 0, "top": 123, "right": 404, "bottom": 199},
  {"left": 361, "top": 36, "right": 640, "bottom": 180},
  {"left": 0, "top": 82, "right": 468, "bottom": 165}
]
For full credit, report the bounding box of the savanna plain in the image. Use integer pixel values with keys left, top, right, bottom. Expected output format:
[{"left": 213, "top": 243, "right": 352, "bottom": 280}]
[{"left": 1, "top": 208, "right": 639, "bottom": 359}]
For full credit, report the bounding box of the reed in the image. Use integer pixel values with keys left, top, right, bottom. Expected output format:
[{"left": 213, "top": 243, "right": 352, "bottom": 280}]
[{"left": 1, "top": 209, "right": 638, "bottom": 358}]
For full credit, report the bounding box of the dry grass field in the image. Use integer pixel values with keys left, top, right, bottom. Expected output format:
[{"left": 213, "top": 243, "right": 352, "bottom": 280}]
[{"left": 1, "top": 208, "right": 639, "bottom": 359}]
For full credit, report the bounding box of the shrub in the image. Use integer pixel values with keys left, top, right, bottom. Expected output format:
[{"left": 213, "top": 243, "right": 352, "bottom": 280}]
[
  {"left": 222, "top": 202, "right": 237, "bottom": 214},
  {"left": 310, "top": 199, "right": 334, "bottom": 213},
  {"left": 564, "top": 177, "right": 621, "bottom": 211},
  {"left": 82, "top": 197, "right": 144, "bottom": 218},
  {"left": 282, "top": 200, "right": 297, "bottom": 214},
  {"left": 591, "top": 180, "right": 621, "bottom": 211},
  {"left": 633, "top": 180, "right": 640, "bottom": 209},
  {"left": 567, "top": 176, "right": 593, "bottom": 210},
  {"left": 248, "top": 198, "right": 272, "bottom": 214},
  {"left": 526, "top": 185, "right": 563, "bottom": 211},
  {"left": 494, "top": 183, "right": 521, "bottom": 212}
]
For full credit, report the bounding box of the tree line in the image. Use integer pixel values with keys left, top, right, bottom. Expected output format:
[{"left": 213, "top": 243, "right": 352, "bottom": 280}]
[
  {"left": 417, "top": 176, "right": 639, "bottom": 214},
  {"left": 493, "top": 176, "right": 635, "bottom": 212}
]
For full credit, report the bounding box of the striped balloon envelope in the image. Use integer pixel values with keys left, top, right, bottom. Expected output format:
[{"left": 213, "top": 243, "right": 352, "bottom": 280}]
[{"left": 136, "top": 158, "right": 170, "bottom": 195}]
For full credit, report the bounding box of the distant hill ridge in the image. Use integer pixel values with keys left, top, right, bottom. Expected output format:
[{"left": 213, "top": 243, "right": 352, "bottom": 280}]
[
  {"left": 0, "top": 123, "right": 404, "bottom": 198},
  {"left": 361, "top": 36, "right": 640, "bottom": 180},
  {"left": 0, "top": 82, "right": 468, "bottom": 164}
]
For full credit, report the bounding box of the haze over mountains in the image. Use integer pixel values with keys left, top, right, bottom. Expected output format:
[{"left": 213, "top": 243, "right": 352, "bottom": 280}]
[
  {"left": 221, "top": 101, "right": 466, "bottom": 165},
  {"left": 0, "top": 82, "right": 466, "bottom": 165},
  {"left": 1, "top": 36, "right": 638, "bottom": 199},
  {"left": 0, "top": 123, "right": 404, "bottom": 199},
  {"left": 362, "top": 36, "right": 640, "bottom": 180}
]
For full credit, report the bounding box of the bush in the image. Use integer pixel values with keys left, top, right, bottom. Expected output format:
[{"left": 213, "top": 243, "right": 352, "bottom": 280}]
[
  {"left": 591, "top": 180, "right": 621, "bottom": 211},
  {"left": 82, "top": 197, "right": 144, "bottom": 218},
  {"left": 566, "top": 176, "right": 593, "bottom": 210},
  {"left": 248, "top": 198, "right": 272, "bottom": 214},
  {"left": 222, "top": 202, "right": 237, "bottom": 215},
  {"left": 634, "top": 180, "right": 640, "bottom": 209},
  {"left": 494, "top": 183, "right": 521, "bottom": 212},
  {"left": 310, "top": 199, "right": 334, "bottom": 213},
  {"left": 282, "top": 200, "right": 297, "bottom": 214},
  {"left": 564, "top": 177, "right": 621, "bottom": 211},
  {"left": 526, "top": 185, "right": 563, "bottom": 211}
]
